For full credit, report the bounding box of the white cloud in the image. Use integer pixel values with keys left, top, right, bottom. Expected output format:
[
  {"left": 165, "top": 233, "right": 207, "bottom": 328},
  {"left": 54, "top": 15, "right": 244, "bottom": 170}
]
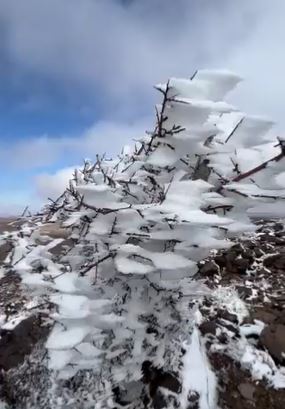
[
  {"left": 0, "top": 118, "right": 150, "bottom": 169},
  {"left": 224, "top": 0, "right": 285, "bottom": 131},
  {"left": 0, "top": 117, "right": 150, "bottom": 214},
  {"left": 35, "top": 166, "right": 78, "bottom": 200},
  {"left": 32, "top": 117, "right": 151, "bottom": 200}
]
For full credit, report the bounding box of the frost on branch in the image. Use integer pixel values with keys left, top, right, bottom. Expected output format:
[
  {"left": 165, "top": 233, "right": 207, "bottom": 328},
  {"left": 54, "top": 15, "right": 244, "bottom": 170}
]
[{"left": 4, "top": 69, "right": 285, "bottom": 408}]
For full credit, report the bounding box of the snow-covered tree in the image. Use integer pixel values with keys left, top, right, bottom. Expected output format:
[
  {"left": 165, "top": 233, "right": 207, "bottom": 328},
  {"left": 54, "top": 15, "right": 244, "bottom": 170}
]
[{"left": 5, "top": 69, "right": 285, "bottom": 409}]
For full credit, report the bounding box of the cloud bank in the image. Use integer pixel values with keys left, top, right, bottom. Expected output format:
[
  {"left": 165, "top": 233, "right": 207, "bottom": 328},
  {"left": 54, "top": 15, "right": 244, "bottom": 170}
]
[
  {"left": 0, "top": 119, "right": 150, "bottom": 169},
  {"left": 35, "top": 166, "right": 78, "bottom": 200},
  {"left": 1, "top": 0, "right": 281, "bottom": 117}
]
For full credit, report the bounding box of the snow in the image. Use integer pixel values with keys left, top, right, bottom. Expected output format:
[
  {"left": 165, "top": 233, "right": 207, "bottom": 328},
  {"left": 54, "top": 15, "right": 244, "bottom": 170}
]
[
  {"left": 241, "top": 345, "right": 276, "bottom": 379},
  {"left": 76, "top": 342, "right": 102, "bottom": 357},
  {"left": 115, "top": 257, "right": 155, "bottom": 274},
  {"left": 147, "top": 145, "right": 178, "bottom": 167},
  {"left": 114, "top": 244, "right": 196, "bottom": 272},
  {"left": 157, "top": 69, "right": 242, "bottom": 102},
  {"left": 22, "top": 272, "right": 52, "bottom": 287},
  {"left": 156, "top": 78, "right": 206, "bottom": 100},
  {"left": 164, "top": 99, "right": 212, "bottom": 128},
  {"left": 196, "top": 69, "right": 242, "bottom": 100},
  {"left": 50, "top": 294, "right": 91, "bottom": 319},
  {"left": 150, "top": 252, "right": 195, "bottom": 270},
  {"left": 46, "top": 324, "right": 90, "bottom": 350},
  {"left": 0, "top": 315, "right": 6, "bottom": 327},
  {"left": 181, "top": 326, "right": 217, "bottom": 409},
  {"left": 212, "top": 287, "right": 249, "bottom": 323},
  {"left": 62, "top": 211, "right": 87, "bottom": 227},
  {"left": 87, "top": 213, "right": 115, "bottom": 236},
  {"left": 275, "top": 171, "right": 285, "bottom": 188},
  {"left": 248, "top": 202, "right": 285, "bottom": 217},
  {"left": 240, "top": 343, "right": 285, "bottom": 388},
  {"left": 239, "top": 320, "right": 265, "bottom": 337},
  {"left": 225, "top": 182, "right": 285, "bottom": 198},
  {"left": 175, "top": 97, "right": 236, "bottom": 114},
  {"left": 53, "top": 272, "right": 80, "bottom": 293},
  {"left": 210, "top": 292, "right": 285, "bottom": 390},
  {"left": 76, "top": 184, "right": 125, "bottom": 209},
  {"left": 1, "top": 313, "right": 31, "bottom": 330},
  {"left": 48, "top": 349, "right": 75, "bottom": 371}
]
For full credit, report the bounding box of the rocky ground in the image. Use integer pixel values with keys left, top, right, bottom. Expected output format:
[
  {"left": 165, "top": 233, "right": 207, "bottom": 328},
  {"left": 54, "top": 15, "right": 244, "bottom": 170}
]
[
  {"left": 0, "top": 217, "right": 284, "bottom": 408},
  {"left": 197, "top": 220, "right": 285, "bottom": 409}
]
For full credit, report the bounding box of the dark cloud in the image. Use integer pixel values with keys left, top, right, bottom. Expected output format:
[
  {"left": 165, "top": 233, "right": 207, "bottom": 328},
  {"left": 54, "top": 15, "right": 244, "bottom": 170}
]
[{"left": 0, "top": 0, "right": 267, "bottom": 118}]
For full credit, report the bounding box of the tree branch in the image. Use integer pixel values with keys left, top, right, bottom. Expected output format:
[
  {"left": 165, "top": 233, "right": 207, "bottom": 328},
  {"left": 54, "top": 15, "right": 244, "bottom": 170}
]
[{"left": 232, "top": 142, "right": 285, "bottom": 182}]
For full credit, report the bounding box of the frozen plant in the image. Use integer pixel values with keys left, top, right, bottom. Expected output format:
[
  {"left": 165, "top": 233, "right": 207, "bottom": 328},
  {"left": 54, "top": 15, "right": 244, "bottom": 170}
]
[{"left": 5, "top": 70, "right": 285, "bottom": 409}]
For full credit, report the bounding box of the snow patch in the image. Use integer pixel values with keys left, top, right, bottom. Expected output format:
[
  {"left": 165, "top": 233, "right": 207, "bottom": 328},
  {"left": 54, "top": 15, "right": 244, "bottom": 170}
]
[{"left": 181, "top": 326, "right": 217, "bottom": 409}]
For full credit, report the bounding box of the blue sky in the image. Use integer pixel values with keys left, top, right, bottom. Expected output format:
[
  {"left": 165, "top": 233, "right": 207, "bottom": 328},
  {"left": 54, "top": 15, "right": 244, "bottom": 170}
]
[{"left": 0, "top": 0, "right": 285, "bottom": 215}]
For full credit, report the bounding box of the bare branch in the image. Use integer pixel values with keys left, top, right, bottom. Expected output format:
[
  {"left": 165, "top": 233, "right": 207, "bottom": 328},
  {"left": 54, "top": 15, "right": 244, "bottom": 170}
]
[
  {"left": 232, "top": 144, "right": 285, "bottom": 182},
  {"left": 225, "top": 117, "right": 245, "bottom": 144}
]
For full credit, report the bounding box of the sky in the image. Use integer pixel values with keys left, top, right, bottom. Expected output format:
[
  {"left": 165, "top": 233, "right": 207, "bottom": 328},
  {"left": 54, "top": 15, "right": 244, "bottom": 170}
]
[{"left": 0, "top": 0, "right": 285, "bottom": 215}]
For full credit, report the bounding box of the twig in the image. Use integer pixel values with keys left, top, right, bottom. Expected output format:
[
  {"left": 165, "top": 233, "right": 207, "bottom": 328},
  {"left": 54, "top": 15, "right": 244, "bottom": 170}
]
[
  {"left": 232, "top": 145, "right": 285, "bottom": 182},
  {"left": 225, "top": 117, "right": 245, "bottom": 144},
  {"left": 80, "top": 253, "right": 115, "bottom": 276}
]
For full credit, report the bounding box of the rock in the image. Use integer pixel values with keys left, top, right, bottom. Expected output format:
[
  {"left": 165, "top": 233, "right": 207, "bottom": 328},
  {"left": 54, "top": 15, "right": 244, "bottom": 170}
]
[
  {"left": 0, "top": 315, "right": 49, "bottom": 370},
  {"left": 234, "top": 258, "right": 251, "bottom": 274},
  {"left": 199, "top": 261, "right": 219, "bottom": 276},
  {"left": 238, "top": 383, "right": 255, "bottom": 401},
  {"left": 142, "top": 360, "right": 181, "bottom": 408},
  {"left": 271, "top": 222, "right": 284, "bottom": 232},
  {"left": 199, "top": 320, "right": 217, "bottom": 336},
  {"left": 150, "top": 372, "right": 181, "bottom": 395},
  {"left": 273, "top": 237, "right": 285, "bottom": 246},
  {"left": 236, "top": 286, "right": 252, "bottom": 300},
  {"left": 276, "top": 311, "right": 285, "bottom": 325},
  {"left": 229, "top": 243, "right": 243, "bottom": 255},
  {"left": 113, "top": 383, "right": 144, "bottom": 407},
  {"left": 254, "top": 247, "right": 265, "bottom": 258},
  {"left": 252, "top": 309, "right": 276, "bottom": 324},
  {"left": 187, "top": 391, "right": 200, "bottom": 408},
  {"left": 229, "top": 244, "right": 254, "bottom": 261},
  {"left": 263, "top": 253, "right": 285, "bottom": 270},
  {"left": 217, "top": 332, "right": 229, "bottom": 344},
  {"left": 260, "top": 324, "right": 285, "bottom": 364},
  {"left": 214, "top": 255, "right": 227, "bottom": 269},
  {"left": 214, "top": 243, "right": 254, "bottom": 275},
  {"left": 242, "top": 240, "right": 256, "bottom": 250},
  {"left": 220, "top": 321, "right": 239, "bottom": 336},
  {"left": 218, "top": 309, "right": 238, "bottom": 324}
]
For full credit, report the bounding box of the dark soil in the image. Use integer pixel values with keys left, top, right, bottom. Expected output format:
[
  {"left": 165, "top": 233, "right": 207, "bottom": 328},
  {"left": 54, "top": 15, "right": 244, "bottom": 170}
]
[
  {"left": 197, "top": 220, "right": 285, "bottom": 408},
  {"left": 0, "top": 314, "right": 49, "bottom": 371}
]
